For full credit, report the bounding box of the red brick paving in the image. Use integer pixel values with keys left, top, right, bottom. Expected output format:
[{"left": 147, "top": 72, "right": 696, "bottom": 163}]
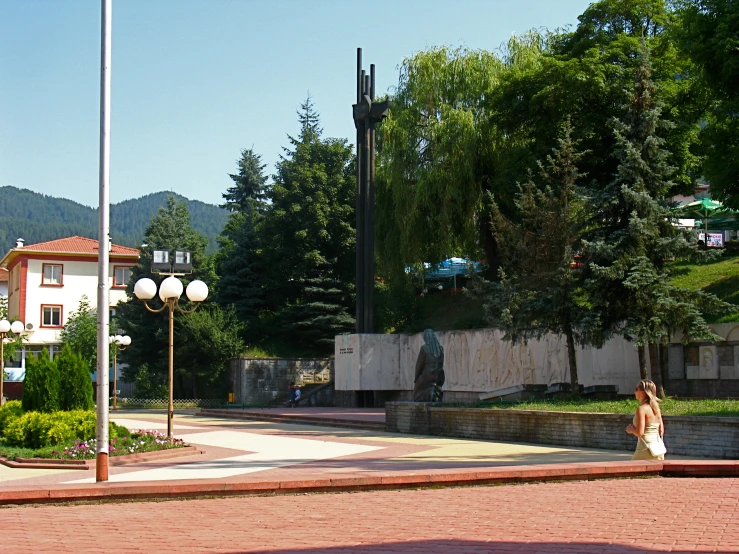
[{"left": 1, "top": 477, "right": 738, "bottom": 553}]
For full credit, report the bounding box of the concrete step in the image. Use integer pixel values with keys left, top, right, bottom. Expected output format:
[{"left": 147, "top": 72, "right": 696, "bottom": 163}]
[{"left": 199, "top": 409, "right": 386, "bottom": 431}]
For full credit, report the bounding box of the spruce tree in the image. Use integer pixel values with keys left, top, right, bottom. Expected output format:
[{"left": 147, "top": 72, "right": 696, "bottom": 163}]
[
  {"left": 260, "top": 97, "right": 356, "bottom": 351},
  {"left": 216, "top": 148, "right": 270, "bottom": 340},
  {"left": 583, "top": 43, "right": 733, "bottom": 390},
  {"left": 221, "top": 149, "right": 268, "bottom": 212},
  {"left": 472, "top": 122, "right": 597, "bottom": 393},
  {"left": 280, "top": 265, "right": 356, "bottom": 352}
]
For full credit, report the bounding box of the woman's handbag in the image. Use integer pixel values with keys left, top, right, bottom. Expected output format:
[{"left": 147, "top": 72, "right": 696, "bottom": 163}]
[{"left": 647, "top": 436, "right": 667, "bottom": 457}]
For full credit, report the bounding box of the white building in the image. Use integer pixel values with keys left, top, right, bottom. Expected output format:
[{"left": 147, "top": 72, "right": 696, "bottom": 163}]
[{"left": 0, "top": 236, "right": 139, "bottom": 378}]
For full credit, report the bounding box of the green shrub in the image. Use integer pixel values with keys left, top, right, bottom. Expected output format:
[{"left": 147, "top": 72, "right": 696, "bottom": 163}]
[
  {"left": 56, "top": 345, "right": 94, "bottom": 411},
  {"left": 22, "top": 349, "right": 60, "bottom": 413},
  {"left": 0, "top": 400, "right": 23, "bottom": 434},
  {"left": 2, "top": 409, "right": 130, "bottom": 448}
]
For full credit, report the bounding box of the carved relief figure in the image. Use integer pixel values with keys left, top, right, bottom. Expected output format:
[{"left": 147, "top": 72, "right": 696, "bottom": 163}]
[{"left": 413, "top": 329, "right": 445, "bottom": 402}]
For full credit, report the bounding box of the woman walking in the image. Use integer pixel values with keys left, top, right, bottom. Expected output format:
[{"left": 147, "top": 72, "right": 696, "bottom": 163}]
[{"left": 626, "top": 379, "right": 666, "bottom": 460}]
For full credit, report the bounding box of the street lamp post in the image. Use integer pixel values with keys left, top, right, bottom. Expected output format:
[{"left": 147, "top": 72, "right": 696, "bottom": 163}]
[
  {"left": 133, "top": 276, "right": 208, "bottom": 439},
  {"left": 0, "top": 320, "right": 25, "bottom": 406},
  {"left": 108, "top": 334, "right": 131, "bottom": 410}
]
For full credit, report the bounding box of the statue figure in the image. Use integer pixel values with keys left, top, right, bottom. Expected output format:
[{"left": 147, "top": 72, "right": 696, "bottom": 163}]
[{"left": 413, "top": 329, "right": 445, "bottom": 402}]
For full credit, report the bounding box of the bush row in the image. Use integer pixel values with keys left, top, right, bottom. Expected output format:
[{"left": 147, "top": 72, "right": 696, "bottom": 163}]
[{"left": 0, "top": 400, "right": 129, "bottom": 448}]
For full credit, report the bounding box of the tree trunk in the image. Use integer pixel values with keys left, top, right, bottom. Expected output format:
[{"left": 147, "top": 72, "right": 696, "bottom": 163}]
[
  {"left": 648, "top": 343, "right": 666, "bottom": 399},
  {"left": 637, "top": 345, "right": 648, "bottom": 380},
  {"left": 564, "top": 324, "right": 579, "bottom": 396},
  {"left": 191, "top": 369, "right": 198, "bottom": 400},
  {"left": 480, "top": 212, "right": 500, "bottom": 280}
]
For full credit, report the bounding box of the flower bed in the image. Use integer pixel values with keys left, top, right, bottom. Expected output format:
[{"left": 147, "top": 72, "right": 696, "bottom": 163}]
[{"left": 52, "top": 429, "right": 187, "bottom": 461}]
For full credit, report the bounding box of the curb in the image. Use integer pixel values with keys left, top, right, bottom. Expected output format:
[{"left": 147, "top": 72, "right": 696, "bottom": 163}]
[
  {"left": 199, "top": 409, "right": 386, "bottom": 431},
  {"left": 0, "top": 446, "right": 204, "bottom": 471},
  {"left": 1, "top": 460, "right": 737, "bottom": 506}
]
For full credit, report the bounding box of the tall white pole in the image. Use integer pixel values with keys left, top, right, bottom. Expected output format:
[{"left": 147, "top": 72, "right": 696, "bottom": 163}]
[{"left": 96, "top": 0, "right": 112, "bottom": 482}]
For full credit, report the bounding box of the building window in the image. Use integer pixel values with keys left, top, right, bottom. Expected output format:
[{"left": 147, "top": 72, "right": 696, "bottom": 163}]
[
  {"left": 41, "top": 305, "right": 62, "bottom": 327},
  {"left": 24, "top": 345, "right": 46, "bottom": 360},
  {"left": 49, "top": 345, "right": 62, "bottom": 359},
  {"left": 114, "top": 266, "right": 132, "bottom": 288},
  {"left": 42, "top": 264, "right": 63, "bottom": 286}
]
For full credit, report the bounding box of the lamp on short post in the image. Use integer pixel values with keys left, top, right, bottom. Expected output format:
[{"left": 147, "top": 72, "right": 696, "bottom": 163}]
[
  {"left": 133, "top": 249, "right": 208, "bottom": 439},
  {"left": 108, "top": 334, "right": 131, "bottom": 410},
  {"left": 0, "top": 319, "right": 24, "bottom": 406}
]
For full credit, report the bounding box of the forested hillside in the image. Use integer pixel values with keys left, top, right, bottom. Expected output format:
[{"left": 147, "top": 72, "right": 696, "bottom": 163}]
[{"left": 0, "top": 187, "right": 227, "bottom": 252}]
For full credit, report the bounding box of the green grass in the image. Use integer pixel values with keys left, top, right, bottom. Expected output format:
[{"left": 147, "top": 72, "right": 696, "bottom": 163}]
[
  {"left": 465, "top": 397, "right": 739, "bottom": 417},
  {"left": 242, "top": 338, "right": 324, "bottom": 359},
  {"left": 0, "top": 439, "right": 57, "bottom": 460},
  {"left": 671, "top": 253, "right": 739, "bottom": 322}
]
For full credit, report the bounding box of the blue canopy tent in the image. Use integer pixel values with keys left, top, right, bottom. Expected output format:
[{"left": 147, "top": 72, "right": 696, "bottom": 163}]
[{"left": 406, "top": 257, "right": 483, "bottom": 291}]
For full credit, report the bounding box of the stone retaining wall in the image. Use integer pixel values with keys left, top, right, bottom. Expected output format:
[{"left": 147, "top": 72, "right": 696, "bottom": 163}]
[
  {"left": 230, "top": 358, "right": 334, "bottom": 404},
  {"left": 386, "top": 402, "right": 739, "bottom": 459}
]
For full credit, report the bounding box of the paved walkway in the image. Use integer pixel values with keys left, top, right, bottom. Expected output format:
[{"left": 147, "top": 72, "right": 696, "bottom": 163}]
[
  {"left": 0, "top": 409, "right": 636, "bottom": 488},
  {"left": 2, "top": 477, "right": 737, "bottom": 553}
]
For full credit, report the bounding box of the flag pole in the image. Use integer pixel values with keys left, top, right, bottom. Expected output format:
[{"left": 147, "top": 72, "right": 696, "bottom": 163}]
[{"left": 96, "top": 0, "right": 112, "bottom": 482}]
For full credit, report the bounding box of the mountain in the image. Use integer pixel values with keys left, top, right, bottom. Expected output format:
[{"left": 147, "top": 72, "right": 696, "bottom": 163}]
[{"left": 0, "top": 187, "right": 228, "bottom": 253}]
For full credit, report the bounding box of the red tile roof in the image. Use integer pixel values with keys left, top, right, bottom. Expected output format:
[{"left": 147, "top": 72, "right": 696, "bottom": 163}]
[
  {"left": 19, "top": 236, "right": 139, "bottom": 256},
  {"left": 0, "top": 268, "right": 7, "bottom": 282}
]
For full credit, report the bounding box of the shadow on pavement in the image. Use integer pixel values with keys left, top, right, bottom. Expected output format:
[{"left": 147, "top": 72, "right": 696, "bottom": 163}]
[{"left": 221, "top": 540, "right": 727, "bottom": 553}]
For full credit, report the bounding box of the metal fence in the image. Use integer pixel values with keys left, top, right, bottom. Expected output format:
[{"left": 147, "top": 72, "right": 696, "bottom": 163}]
[{"left": 117, "top": 398, "right": 228, "bottom": 409}]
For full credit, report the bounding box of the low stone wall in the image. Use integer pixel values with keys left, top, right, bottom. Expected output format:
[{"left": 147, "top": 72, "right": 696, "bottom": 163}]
[
  {"left": 230, "top": 357, "right": 334, "bottom": 404},
  {"left": 386, "top": 402, "right": 739, "bottom": 459}
]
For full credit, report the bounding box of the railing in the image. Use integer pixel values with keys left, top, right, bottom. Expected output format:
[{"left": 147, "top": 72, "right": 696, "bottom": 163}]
[{"left": 116, "top": 398, "right": 229, "bottom": 409}]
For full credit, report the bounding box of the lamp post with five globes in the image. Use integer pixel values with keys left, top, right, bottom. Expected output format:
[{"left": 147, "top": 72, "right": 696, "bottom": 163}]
[
  {"left": 108, "top": 334, "right": 131, "bottom": 410},
  {"left": 133, "top": 276, "right": 208, "bottom": 439},
  {"left": 0, "top": 319, "right": 25, "bottom": 406}
]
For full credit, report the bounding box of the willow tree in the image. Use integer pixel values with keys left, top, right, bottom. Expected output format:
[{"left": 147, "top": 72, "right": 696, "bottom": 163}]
[{"left": 376, "top": 37, "right": 546, "bottom": 278}]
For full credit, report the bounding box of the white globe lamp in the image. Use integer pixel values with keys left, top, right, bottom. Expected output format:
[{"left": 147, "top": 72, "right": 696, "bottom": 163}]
[
  {"left": 158, "top": 276, "right": 184, "bottom": 302},
  {"left": 186, "top": 280, "right": 209, "bottom": 303},
  {"left": 134, "top": 278, "right": 157, "bottom": 300},
  {"left": 10, "top": 320, "right": 24, "bottom": 335},
  {"left": 121, "top": 335, "right": 131, "bottom": 346},
  {"left": 0, "top": 320, "right": 10, "bottom": 334}
]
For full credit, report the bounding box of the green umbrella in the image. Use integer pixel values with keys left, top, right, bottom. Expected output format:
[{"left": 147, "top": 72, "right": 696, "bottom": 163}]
[{"left": 674, "top": 198, "right": 724, "bottom": 241}]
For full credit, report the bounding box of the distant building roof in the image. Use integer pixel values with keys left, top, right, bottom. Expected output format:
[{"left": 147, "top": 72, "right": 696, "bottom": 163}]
[
  {"left": 0, "top": 236, "right": 139, "bottom": 268},
  {"left": 0, "top": 267, "right": 7, "bottom": 283}
]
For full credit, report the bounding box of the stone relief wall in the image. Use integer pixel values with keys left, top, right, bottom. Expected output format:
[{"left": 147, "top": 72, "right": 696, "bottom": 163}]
[{"left": 336, "top": 329, "right": 642, "bottom": 394}]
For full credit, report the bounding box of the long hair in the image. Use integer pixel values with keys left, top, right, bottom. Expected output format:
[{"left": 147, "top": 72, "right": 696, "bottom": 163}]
[
  {"left": 423, "top": 328, "right": 442, "bottom": 358},
  {"left": 636, "top": 379, "right": 661, "bottom": 414}
]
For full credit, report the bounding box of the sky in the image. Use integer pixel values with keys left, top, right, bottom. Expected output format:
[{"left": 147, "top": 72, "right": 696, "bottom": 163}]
[{"left": 0, "top": 0, "right": 594, "bottom": 208}]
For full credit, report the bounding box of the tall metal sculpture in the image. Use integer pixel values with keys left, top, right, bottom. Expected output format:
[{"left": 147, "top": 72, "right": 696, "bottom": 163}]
[{"left": 353, "top": 48, "right": 388, "bottom": 333}]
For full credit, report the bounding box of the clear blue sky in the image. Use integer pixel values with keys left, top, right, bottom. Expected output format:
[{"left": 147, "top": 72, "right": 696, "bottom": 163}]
[{"left": 0, "top": 0, "right": 593, "bottom": 208}]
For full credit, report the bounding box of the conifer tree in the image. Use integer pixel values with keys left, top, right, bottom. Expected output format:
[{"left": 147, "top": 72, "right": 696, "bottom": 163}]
[
  {"left": 583, "top": 43, "right": 733, "bottom": 389},
  {"left": 22, "top": 349, "right": 59, "bottom": 413},
  {"left": 260, "top": 97, "right": 355, "bottom": 352},
  {"left": 216, "top": 148, "right": 270, "bottom": 339},
  {"left": 472, "top": 122, "right": 596, "bottom": 393},
  {"left": 56, "top": 345, "right": 94, "bottom": 411},
  {"left": 221, "top": 149, "right": 268, "bottom": 212}
]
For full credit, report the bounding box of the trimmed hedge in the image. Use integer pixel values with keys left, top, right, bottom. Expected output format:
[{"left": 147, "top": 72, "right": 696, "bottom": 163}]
[
  {"left": 1, "top": 407, "right": 129, "bottom": 449},
  {"left": 0, "top": 400, "right": 23, "bottom": 434}
]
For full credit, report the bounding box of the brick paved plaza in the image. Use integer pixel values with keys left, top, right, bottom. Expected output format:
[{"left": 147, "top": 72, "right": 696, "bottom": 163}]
[
  {"left": 1, "top": 477, "right": 738, "bottom": 553},
  {"left": 2, "top": 411, "right": 738, "bottom": 553}
]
